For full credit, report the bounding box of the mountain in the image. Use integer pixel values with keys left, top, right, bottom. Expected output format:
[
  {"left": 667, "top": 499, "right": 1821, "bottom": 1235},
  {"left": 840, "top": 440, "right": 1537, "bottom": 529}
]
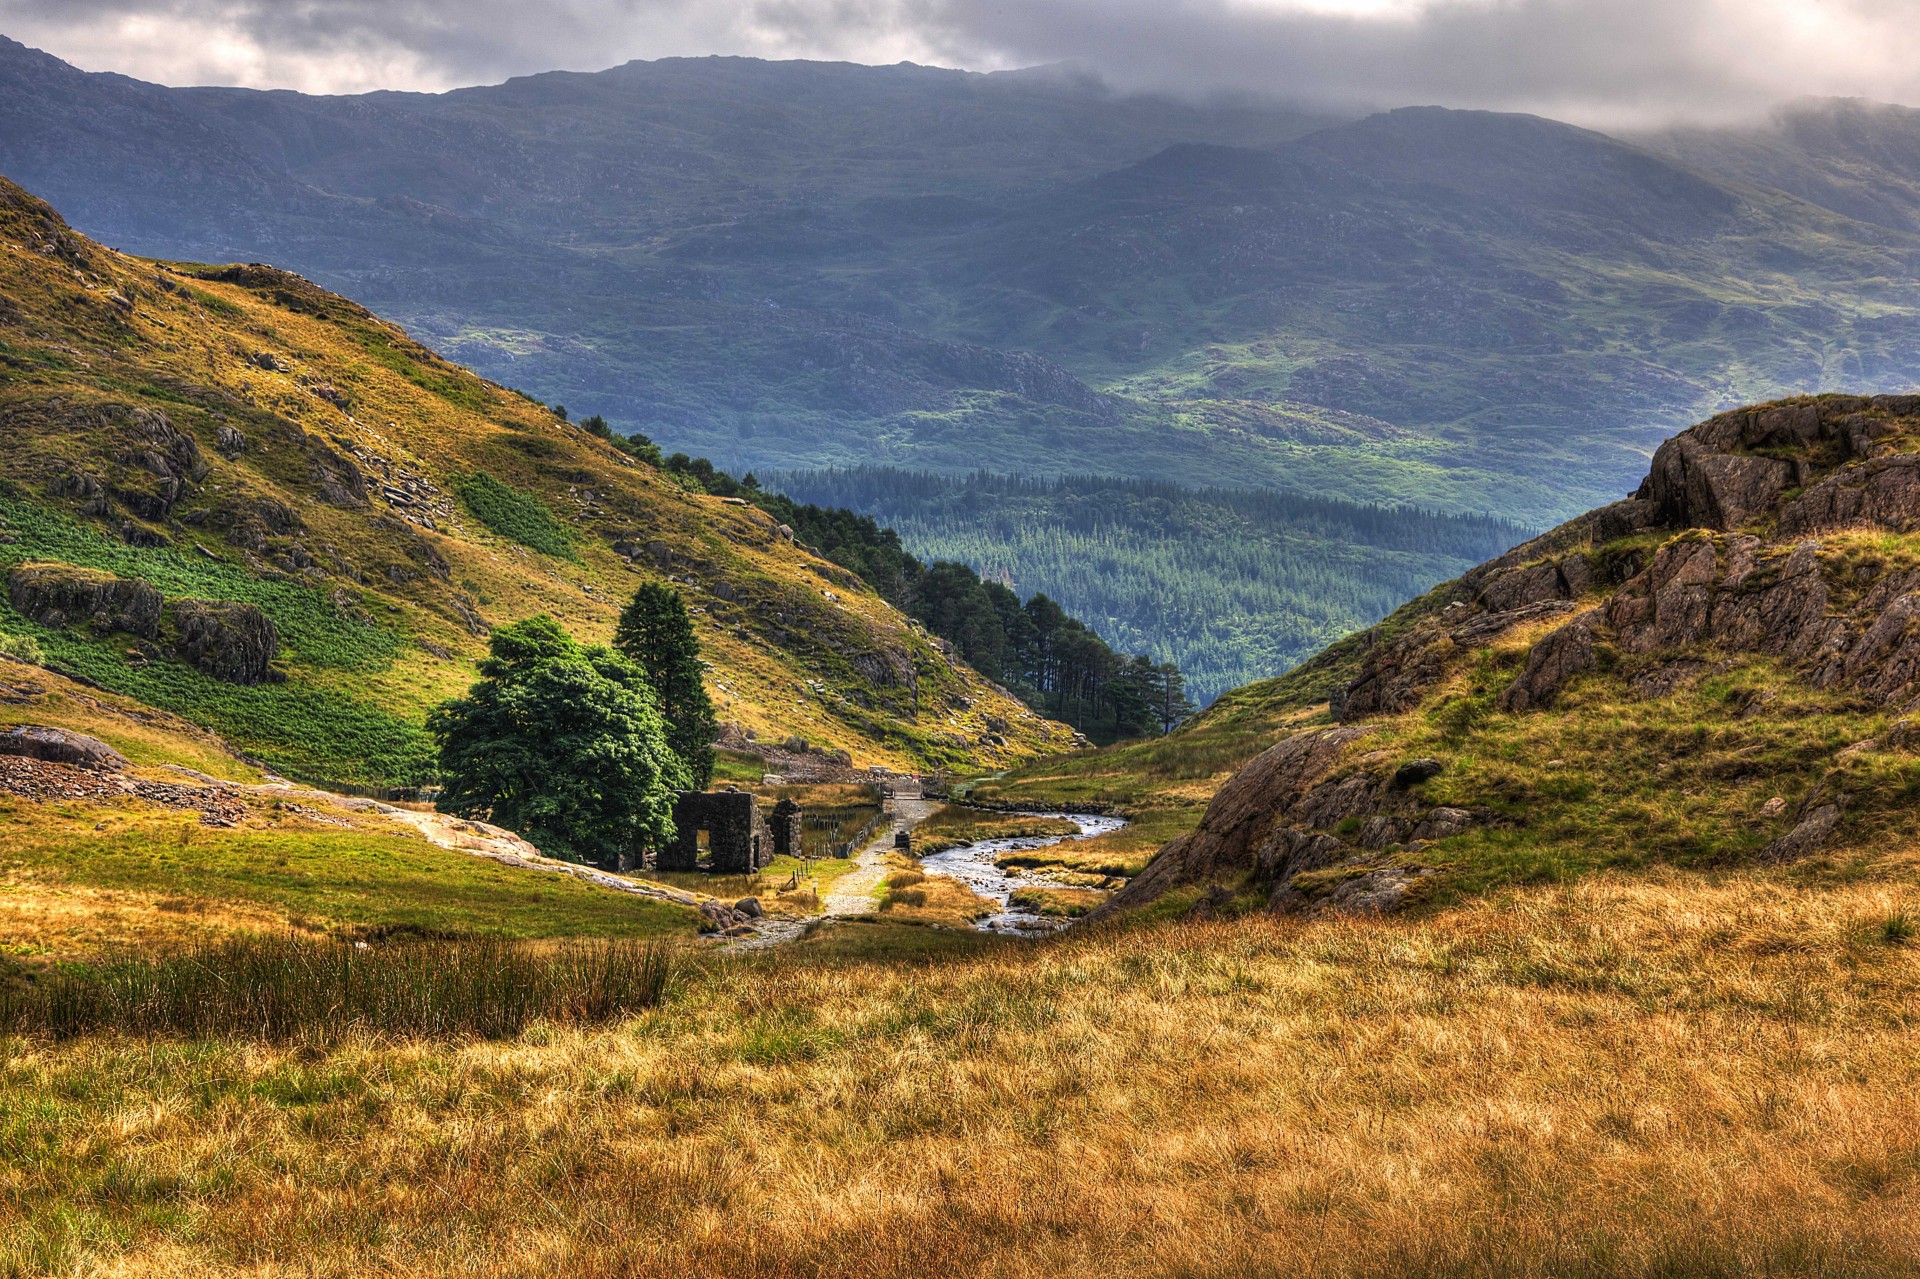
[
  {"left": 1645, "top": 98, "right": 1920, "bottom": 233},
  {"left": 1080, "top": 392, "right": 1920, "bottom": 915},
  {"left": 14, "top": 38, "right": 1920, "bottom": 695},
  {"left": 0, "top": 177, "right": 1075, "bottom": 787},
  {"left": 8, "top": 41, "right": 1918, "bottom": 519}
]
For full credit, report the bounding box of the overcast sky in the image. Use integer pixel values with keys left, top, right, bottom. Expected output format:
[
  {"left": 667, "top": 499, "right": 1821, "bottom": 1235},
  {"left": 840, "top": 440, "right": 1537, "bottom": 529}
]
[{"left": 3, "top": 0, "right": 1916, "bottom": 125}]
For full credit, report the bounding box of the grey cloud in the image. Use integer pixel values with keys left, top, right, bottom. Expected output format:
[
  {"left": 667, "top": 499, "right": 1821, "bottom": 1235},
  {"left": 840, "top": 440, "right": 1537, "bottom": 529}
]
[{"left": 2, "top": 0, "right": 1918, "bottom": 121}]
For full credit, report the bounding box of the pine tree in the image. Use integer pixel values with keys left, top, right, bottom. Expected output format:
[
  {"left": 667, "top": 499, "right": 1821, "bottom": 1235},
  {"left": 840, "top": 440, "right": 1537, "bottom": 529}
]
[{"left": 614, "top": 582, "right": 718, "bottom": 789}]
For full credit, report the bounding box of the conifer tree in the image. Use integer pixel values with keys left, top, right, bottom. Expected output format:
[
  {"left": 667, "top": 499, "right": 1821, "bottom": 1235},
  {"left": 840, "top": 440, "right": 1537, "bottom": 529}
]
[{"left": 614, "top": 582, "right": 718, "bottom": 789}]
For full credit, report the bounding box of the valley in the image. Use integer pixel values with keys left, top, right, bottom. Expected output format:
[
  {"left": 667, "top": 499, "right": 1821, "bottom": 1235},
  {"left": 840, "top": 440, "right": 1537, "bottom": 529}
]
[{"left": 2, "top": 33, "right": 1920, "bottom": 1278}]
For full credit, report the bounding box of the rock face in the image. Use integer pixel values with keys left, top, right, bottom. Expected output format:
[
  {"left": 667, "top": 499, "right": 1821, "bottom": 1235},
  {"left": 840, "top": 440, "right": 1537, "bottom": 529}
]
[
  {"left": 165, "top": 599, "right": 279, "bottom": 685},
  {"left": 0, "top": 724, "right": 129, "bottom": 770},
  {"left": 9, "top": 563, "right": 163, "bottom": 637},
  {"left": 1122, "top": 395, "right": 1920, "bottom": 919}
]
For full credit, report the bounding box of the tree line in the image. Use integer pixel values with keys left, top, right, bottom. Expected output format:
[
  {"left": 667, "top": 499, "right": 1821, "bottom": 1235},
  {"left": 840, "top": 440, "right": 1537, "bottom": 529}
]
[{"left": 574, "top": 419, "right": 1194, "bottom": 744}]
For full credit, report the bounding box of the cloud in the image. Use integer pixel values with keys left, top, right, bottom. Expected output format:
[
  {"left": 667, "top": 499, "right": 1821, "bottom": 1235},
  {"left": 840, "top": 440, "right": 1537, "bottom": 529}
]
[{"left": 2, "top": 0, "right": 1917, "bottom": 123}]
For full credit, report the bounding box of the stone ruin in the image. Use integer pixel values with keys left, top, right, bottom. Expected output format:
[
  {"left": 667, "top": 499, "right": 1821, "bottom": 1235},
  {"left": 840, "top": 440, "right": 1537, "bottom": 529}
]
[{"left": 656, "top": 789, "right": 804, "bottom": 874}]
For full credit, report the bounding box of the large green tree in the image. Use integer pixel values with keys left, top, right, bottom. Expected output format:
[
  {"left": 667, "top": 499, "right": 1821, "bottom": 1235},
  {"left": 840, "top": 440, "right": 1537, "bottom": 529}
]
[
  {"left": 613, "top": 582, "right": 718, "bottom": 789},
  {"left": 429, "top": 615, "right": 687, "bottom": 867}
]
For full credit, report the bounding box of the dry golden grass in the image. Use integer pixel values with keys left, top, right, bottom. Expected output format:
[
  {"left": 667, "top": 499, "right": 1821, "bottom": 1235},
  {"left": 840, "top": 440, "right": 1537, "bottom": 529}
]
[
  {"left": 6, "top": 851, "right": 1919, "bottom": 1277},
  {"left": 871, "top": 850, "right": 997, "bottom": 926}
]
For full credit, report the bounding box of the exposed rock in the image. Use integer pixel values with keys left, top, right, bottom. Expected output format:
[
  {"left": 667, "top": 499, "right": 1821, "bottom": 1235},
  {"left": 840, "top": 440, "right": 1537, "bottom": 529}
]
[
  {"left": 1760, "top": 804, "right": 1842, "bottom": 862},
  {"left": 1391, "top": 758, "right": 1444, "bottom": 788},
  {"left": 1447, "top": 600, "right": 1575, "bottom": 647},
  {"left": 306, "top": 438, "right": 368, "bottom": 508},
  {"left": 1499, "top": 613, "right": 1597, "bottom": 711},
  {"left": 1642, "top": 434, "right": 1796, "bottom": 531},
  {"left": 696, "top": 899, "right": 755, "bottom": 934},
  {"left": 164, "top": 599, "right": 279, "bottom": 684},
  {"left": 0, "top": 724, "right": 128, "bottom": 771},
  {"left": 1321, "top": 867, "right": 1436, "bottom": 916},
  {"left": 1411, "top": 808, "right": 1475, "bottom": 841},
  {"left": 8, "top": 563, "right": 162, "bottom": 637},
  {"left": 215, "top": 424, "right": 246, "bottom": 459},
  {"left": 734, "top": 896, "right": 764, "bottom": 919},
  {"left": 1100, "top": 726, "right": 1373, "bottom": 914}
]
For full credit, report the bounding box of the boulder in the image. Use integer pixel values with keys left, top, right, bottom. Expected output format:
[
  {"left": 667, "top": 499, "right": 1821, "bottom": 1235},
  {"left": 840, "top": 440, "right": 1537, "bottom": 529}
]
[
  {"left": 1391, "top": 758, "right": 1444, "bottom": 789},
  {"left": 0, "top": 724, "right": 128, "bottom": 771},
  {"left": 734, "top": 896, "right": 764, "bottom": 919},
  {"left": 1760, "top": 804, "right": 1841, "bottom": 862},
  {"left": 164, "top": 599, "right": 278, "bottom": 684}
]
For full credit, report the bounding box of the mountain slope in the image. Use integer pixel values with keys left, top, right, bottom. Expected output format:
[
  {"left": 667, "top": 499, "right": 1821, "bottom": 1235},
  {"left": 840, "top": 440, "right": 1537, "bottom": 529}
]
[
  {"left": 0, "top": 177, "right": 1074, "bottom": 785},
  {"left": 1068, "top": 393, "right": 1920, "bottom": 915}
]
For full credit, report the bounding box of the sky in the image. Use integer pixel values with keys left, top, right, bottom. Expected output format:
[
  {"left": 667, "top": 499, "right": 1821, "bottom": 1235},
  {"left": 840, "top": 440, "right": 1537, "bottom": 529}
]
[{"left": 3, "top": 0, "right": 1917, "bottom": 125}]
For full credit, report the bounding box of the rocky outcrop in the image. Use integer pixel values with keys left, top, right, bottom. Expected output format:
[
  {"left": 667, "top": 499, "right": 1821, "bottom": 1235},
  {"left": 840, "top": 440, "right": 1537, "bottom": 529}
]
[
  {"left": 9, "top": 563, "right": 163, "bottom": 637},
  {"left": 165, "top": 600, "right": 278, "bottom": 685},
  {"left": 1099, "top": 725, "right": 1480, "bottom": 919},
  {"left": 1499, "top": 612, "right": 1597, "bottom": 711},
  {"left": 0, "top": 724, "right": 128, "bottom": 771},
  {"left": 7, "top": 562, "right": 279, "bottom": 684},
  {"left": 1119, "top": 395, "right": 1920, "bottom": 920}
]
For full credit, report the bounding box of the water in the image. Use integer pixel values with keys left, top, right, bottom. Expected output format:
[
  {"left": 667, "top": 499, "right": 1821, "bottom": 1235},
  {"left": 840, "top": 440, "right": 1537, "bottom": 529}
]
[{"left": 917, "top": 813, "right": 1128, "bottom": 933}]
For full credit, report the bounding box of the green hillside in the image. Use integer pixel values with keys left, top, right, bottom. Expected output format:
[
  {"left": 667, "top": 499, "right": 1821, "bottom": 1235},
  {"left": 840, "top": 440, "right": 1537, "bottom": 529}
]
[
  {"left": 770, "top": 467, "right": 1527, "bottom": 700},
  {"left": 0, "top": 177, "right": 1076, "bottom": 786}
]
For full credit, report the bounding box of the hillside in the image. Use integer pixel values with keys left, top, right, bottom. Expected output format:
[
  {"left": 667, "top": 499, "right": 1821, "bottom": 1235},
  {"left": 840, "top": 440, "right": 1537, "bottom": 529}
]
[
  {"left": 0, "top": 176, "right": 1075, "bottom": 787},
  {"left": 1064, "top": 393, "right": 1920, "bottom": 916}
]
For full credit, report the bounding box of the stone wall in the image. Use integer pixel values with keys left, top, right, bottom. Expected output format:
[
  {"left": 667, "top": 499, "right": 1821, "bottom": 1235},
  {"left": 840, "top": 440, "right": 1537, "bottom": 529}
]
[{"left": 661, "top": 790, "right": 776, "bottom": 873}]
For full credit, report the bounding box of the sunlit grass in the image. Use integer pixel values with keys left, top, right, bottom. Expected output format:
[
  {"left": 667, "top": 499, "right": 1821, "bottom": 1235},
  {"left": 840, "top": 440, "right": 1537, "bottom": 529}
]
[{"left": 4, "top": 856, "right": 1917, "bottom": 1276}]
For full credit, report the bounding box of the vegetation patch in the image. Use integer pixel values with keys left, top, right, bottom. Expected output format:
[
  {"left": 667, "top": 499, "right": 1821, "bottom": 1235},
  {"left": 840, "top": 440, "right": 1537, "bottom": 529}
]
[
  {"left": 450, "top": 470, "right": 576, "bottom": 559},
  {"left": 2, "top": 934, "right": 676, "bottom": 1042}
]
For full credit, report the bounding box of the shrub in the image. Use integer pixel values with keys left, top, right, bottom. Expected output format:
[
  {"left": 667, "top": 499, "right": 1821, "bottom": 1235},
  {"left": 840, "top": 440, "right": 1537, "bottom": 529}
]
[
  {"left": 452, "top": 471, "right": 575, "bottom": 560},
  {"left": 0, "top": 630, "right": 43, "bottom": 664}
]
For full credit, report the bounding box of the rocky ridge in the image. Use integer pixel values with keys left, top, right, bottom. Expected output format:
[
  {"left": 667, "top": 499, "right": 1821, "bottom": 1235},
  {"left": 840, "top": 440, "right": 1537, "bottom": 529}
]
[{"left": 1108, "top": 394, "right": 1920, "bottom": 919}]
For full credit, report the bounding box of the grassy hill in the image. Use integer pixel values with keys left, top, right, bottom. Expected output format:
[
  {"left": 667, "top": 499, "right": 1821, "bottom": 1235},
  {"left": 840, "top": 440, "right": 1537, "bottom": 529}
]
[{"left": 0, "top": 177, "right": 1075, "bottom": 787}]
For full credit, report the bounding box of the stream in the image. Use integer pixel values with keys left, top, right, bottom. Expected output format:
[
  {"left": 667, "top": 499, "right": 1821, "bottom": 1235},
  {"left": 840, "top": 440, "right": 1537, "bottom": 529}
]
[{"left": 919, "top": 812, "right": 1128, "bottom": 933}]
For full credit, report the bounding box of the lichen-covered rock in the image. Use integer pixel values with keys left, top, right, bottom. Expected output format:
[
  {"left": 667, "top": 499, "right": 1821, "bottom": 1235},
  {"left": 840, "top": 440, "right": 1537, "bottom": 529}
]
[
  {"left": 0, "top": 724, "right": 128, "bottom": 771},
  {"left": 164, "top": 599, "right": 278, "bottom": 684},
  {"left": 8, "top": 563, "right": 163, "bottom": 637}
]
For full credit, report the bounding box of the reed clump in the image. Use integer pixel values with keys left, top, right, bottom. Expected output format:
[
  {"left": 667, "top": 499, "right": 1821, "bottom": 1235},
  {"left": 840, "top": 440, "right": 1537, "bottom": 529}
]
[{"left": 0, "top": 933, "right": 677, "bottom": 1042}]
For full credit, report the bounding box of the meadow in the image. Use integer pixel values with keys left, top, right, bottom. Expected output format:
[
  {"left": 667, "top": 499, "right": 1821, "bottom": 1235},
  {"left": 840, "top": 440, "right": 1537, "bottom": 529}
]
[{"left": 4, "top": 851, "right": 1917, "bottom": 1277}]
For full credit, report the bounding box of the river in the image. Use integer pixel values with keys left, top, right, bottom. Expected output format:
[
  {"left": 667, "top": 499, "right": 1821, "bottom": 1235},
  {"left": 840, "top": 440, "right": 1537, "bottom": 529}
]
[{"left": 919, "top": 812, "right": 1128, "bottom": 932}]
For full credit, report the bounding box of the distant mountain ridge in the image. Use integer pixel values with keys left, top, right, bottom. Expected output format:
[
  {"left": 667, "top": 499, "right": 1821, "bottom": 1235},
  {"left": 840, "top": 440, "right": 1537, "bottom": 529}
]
[{"left": 11, "top": 36, "right": 1920, "bottom": 695}]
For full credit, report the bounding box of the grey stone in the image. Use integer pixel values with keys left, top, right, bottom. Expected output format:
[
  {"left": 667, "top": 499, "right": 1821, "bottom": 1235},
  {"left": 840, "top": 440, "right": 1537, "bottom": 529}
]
[{"left": 0, "top": 724, "right": 129, "bottom": 771}]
